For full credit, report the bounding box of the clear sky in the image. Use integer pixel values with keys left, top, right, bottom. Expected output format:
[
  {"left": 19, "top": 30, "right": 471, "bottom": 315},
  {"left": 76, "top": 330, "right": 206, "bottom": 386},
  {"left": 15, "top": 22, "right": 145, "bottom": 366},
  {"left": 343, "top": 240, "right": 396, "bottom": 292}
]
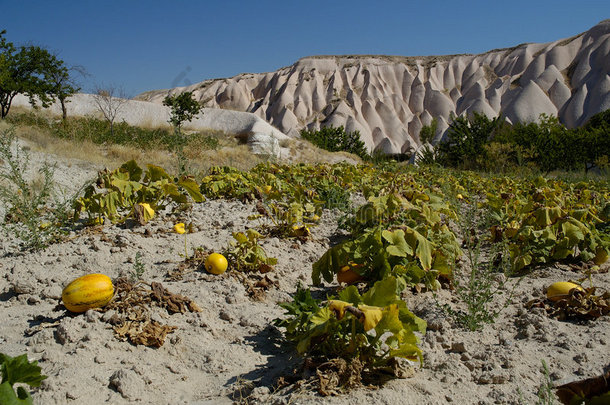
[{"left": 1, "top": 1, "right": 608, "bottom": 96}]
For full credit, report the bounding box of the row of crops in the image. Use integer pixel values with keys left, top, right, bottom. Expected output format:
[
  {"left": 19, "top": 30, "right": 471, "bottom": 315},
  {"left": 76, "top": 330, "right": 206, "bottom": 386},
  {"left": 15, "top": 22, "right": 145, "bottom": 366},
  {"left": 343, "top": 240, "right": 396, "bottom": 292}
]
[{"left": 5, "top": 156, "right": 608, "bottom": 401}]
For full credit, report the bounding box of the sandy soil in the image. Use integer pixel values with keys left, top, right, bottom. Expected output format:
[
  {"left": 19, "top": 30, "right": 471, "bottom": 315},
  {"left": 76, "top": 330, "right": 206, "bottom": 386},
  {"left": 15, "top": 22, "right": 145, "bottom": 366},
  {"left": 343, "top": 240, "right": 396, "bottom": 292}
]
[{"left": 1, "top": 141, "right": 608, "bottom": 405}]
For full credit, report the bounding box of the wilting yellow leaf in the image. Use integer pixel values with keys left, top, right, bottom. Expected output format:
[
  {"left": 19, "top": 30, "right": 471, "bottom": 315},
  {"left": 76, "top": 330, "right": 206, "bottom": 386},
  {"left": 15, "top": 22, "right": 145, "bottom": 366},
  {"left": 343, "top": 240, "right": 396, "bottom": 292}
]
[
  {"left": 139, "top": 203, "right": 155, "bottom": 221},
  {"left": 328, "top": 300, "right": 350, "bottom": 320},
  {"left": 358, "top": 304, "right": 383, "bottom": 331}
]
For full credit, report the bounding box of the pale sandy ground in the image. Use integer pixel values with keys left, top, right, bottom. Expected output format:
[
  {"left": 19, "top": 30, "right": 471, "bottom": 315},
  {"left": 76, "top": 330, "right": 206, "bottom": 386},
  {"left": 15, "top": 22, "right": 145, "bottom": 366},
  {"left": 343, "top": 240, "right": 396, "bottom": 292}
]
[{"left": 0, "top": 141, "right": 608, "bottom": 405}]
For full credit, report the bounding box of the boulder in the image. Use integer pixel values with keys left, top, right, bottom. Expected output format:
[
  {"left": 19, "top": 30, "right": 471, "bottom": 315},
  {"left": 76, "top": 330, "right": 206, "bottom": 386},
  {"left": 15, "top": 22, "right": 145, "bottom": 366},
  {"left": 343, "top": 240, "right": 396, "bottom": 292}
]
[{"left": 247, "top": 132, "right": 280, "bottom": 159}]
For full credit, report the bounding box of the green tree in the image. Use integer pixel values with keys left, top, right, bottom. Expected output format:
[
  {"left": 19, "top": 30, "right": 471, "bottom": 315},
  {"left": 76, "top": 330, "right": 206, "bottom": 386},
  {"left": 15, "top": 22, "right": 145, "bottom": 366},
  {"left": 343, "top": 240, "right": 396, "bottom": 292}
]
[
  {"left": 581, "top": 109, "right": 610, "bottom": 172},
  {"left": 163, "top": 91, "right": 202, "bottom": 134},
  {"left": 49, "top": 64, "right": 85, "bottom": 120},
  {"left": 437, "top": 112, "right": 501, "bottom": 168},
  {"left": 0, "top": 30, "right": 68, "bottom": 118}
]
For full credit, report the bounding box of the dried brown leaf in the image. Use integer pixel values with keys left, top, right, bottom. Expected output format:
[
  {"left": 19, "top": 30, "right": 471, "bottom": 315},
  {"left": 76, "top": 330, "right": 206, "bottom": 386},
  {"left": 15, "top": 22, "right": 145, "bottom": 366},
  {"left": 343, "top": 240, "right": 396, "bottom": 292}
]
[
  {"left": 526, "top": 287, "right": 610, "bottom": 321},
  {"left": 556, "top": 365, "right": 610, "bottom": 405}
]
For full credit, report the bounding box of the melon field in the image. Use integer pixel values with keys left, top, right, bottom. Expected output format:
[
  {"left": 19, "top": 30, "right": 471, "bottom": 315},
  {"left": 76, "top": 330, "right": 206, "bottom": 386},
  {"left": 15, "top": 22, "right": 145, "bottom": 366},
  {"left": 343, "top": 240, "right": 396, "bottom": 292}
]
[{"left": 0, "top": 131, "right": 608, "bottom": 405}]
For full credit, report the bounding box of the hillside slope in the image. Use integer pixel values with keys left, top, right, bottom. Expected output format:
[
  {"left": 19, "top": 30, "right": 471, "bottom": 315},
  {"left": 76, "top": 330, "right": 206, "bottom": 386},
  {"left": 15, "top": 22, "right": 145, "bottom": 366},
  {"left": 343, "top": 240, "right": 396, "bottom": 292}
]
[{"left": 138, "top": 20, "right": 610, "bottom": 154}]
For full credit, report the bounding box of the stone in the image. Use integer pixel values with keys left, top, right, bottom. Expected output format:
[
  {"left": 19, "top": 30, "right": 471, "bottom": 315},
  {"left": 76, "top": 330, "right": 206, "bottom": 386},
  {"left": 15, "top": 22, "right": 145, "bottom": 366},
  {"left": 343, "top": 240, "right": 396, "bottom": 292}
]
[
  {"left": 109, "top": 369, "right": 145, "bottom": 400},
  {"left": 247, "top": 132, "right": 280, "bottom": 159}
]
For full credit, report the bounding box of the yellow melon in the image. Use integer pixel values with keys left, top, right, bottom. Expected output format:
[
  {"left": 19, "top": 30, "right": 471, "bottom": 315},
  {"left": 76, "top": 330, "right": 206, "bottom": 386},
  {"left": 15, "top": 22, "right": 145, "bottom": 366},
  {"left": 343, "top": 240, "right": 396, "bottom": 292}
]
[{"left": 62, "top": 274, "right": 114, "bottom": 313}]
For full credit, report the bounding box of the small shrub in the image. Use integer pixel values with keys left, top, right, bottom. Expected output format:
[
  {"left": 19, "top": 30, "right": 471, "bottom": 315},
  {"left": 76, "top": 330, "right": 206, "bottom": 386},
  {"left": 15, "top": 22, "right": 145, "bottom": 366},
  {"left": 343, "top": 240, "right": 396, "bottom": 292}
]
[
  {"left": 0, "top": 127, "right": 79, "bottom": 251},
  {"left": 130, "top": 251, "right": 146, "bottom": 281},
  {"left": 436, "top": 201, "right": 520, "bottom": 331},
  {"left": 419, "top": 118, "right": 438, "bottom": 144},
  {"left": 224, "top": 229, "right": 277, "bottom": 272},
  {"left": 300, "top": 125, "right": 369, "bottom": 160}
]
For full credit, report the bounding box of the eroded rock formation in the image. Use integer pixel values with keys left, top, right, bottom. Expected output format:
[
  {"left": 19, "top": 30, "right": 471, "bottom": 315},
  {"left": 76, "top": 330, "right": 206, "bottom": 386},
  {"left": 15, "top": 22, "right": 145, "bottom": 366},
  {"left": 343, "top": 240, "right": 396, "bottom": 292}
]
[{"left": 138, "top": 20, "right": 610, "bottom": 154}]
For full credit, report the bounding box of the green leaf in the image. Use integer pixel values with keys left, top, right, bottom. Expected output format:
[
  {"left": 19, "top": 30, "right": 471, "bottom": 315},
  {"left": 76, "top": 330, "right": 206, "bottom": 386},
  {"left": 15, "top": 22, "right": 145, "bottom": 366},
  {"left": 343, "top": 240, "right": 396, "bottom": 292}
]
[
  {"left": 388, "top": 342, "right": 423, "bottom": 363},
  {"left": 0, "top": 382, "right": 33, "bottom": 405},
  {"left": 594, "top": 248, "right": 608, "bottom": 265},
  {"left": 0, "top": 353, "right": 47, "bottom": 388},
  {"left": 337, "top": 285, "right": 362, "bottom": 306},
  {"left": 398, "top": 307, "right": 427, "bottom": 333},
  {"left": 374, "top": 304, "right": 404, "bottom": 334},
  {"left": 119, "top": 160, "right": 143, "bottom": 181},
  {"left": 310, "top": 307, "right": 332, "bottom": 325},
  {"left": 100, "top": 192, "right": 120, "bottom": 218},
  {"left": 403, "top": 228, "right": 433, "bottom": 271},
  {"left": 362, "top": 277, "right": 401, "bottom": 307},
  {"left": 562, "top": 220, "right": 586, "bottom": 245},
  {"left": 145, "top": 164, "right": 171, "bottom": 182},
  {"left": 312, "top": 244, "right": 347, "bottom": 285},
  {"left": 177, "top": 177, "right": 204, "bottom": 203},
  {"left": 382, "top": 229, "right": 412, "bottom": 257}
]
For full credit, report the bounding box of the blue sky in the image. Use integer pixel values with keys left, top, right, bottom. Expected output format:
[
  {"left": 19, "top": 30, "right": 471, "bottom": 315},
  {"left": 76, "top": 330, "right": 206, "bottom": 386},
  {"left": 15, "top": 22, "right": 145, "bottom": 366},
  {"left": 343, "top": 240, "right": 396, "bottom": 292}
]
[{"left": 2, "top": 1, "right": 608, "bottom": 96}]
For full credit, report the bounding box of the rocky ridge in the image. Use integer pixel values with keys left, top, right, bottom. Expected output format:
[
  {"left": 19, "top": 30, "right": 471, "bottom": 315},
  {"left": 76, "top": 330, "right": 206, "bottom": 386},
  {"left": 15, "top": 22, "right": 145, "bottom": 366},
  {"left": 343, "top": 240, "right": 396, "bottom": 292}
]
[{"left": 138, "top": 20, "right": 610, "bottom": 154}]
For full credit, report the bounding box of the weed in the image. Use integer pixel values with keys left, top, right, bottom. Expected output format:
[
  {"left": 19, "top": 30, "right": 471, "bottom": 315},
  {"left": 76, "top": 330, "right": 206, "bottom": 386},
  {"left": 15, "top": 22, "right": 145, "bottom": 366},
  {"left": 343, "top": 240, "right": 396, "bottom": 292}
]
[
  {"left": 535, "top": 360, "right": 556, "bottom": 405},
  {"left": 0, "top": 127, "right": 78, "bottom": 251},
  {"left": 130, "top": 251, "right": 146, "bottom": 281},
  {"left": 436, "top": 200, "right": 521, "bottom": 331},
  {"left": 316, "top": 183, "right": 351, "bottom": 212}
]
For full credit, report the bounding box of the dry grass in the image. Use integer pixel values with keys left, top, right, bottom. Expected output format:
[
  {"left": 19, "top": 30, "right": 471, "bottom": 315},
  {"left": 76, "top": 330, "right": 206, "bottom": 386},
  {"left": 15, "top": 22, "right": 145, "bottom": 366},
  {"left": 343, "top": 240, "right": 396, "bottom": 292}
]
[
  {"left": 282, "top": 138, "right": 362, "bottom": 165},
  {"left": 1, "top": 107, "right": 361, "bottom": 175}
]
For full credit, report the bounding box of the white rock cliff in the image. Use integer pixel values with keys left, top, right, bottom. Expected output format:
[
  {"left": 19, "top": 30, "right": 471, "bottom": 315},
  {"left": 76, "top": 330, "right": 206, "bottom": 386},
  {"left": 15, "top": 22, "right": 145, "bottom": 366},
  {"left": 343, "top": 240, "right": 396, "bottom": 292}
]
[{"left": 138, "top": 20, "right": 610, "bottom": 154}]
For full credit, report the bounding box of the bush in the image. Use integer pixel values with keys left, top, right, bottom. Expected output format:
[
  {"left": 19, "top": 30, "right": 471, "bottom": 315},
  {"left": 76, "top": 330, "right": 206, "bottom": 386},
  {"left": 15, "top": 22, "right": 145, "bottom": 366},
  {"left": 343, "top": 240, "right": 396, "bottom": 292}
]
[
  {"left": 434, "top": 109, "right": 610, "bottom": 174},
  {"left": 436, "top": 113, "right": 502, "bottom": 169},
  {"left": 0, "top": 127, "right": 80, "bottom": 250},
  {"left": 419, "top": 118, "right": 438, "bottom": 144},
  {"left": 300, "top": 125, "right": 369, "bottom": 160}
]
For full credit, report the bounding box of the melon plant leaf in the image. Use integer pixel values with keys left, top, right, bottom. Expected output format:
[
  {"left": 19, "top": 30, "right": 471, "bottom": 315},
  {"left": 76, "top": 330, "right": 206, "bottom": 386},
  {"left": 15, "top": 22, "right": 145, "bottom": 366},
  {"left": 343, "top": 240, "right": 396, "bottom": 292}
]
[
  {"left": 374, "top": 304, "right": 403, "bottom": 334},
  {"left": 120, "top": 160, "right": 143, "bottom": 181},
  {"left": 382, "top": 229, "right": 412, "bottom": 257},
  {"left": 177, "top": 177, "right": 204, "bottom": 202},
  {"left": 0, "top": 353, "right": 46, "bottom": 405},
  {"left": 312, "top": 244, "right": 348, "bottom": 285},
  {"left": 0, "top": 353, "right": 46, "bottom": 388},
  {"left": 388, "top": 343, "right": 422, "bottom": 362},
  {"left": 337, "top": 285, "right": 362, "bottom": 306},
  {"left": 562, "top": 220, "right": 586, "bottom": 245},
  {"left": 145, "top": 164, "right": 171, "bottom": 182},
  {"left": 362, "top": 277, "right": 401, "bottom": 307},
  {"left": 0, "top": 382, "right": 33, "bottom": 405},
  {"left": 403, "top": 228, "right": 433, "bottom": 271},
  {"left": 594, "top": 248, "right": 608, "bottom": 265}
]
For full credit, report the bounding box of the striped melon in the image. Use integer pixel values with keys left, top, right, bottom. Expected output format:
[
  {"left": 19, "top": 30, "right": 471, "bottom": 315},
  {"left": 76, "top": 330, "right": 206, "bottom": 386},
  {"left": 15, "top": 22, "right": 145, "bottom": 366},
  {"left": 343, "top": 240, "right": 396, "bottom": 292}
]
[{"left": 62, "top": 274, "right": 114, "bottom": 313}]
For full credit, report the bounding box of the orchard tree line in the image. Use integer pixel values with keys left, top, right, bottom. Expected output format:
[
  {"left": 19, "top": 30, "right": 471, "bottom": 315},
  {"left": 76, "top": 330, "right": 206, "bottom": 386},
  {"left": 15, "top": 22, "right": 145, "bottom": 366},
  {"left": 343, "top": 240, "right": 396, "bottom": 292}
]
[
  {"left": 422, "top": 111, "right": 610, "bottom": 173},
  {"left": 0, "top": 30, "right": 81, "bottom": 120}
]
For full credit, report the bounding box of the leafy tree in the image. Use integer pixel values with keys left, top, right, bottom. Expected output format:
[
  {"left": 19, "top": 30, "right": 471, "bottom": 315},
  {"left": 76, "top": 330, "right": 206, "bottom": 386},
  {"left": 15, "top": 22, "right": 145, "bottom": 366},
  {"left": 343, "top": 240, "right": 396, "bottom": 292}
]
[
  {"left": 0, "top": 30, "right": 69, "bottom": 119},
  {"left": 300, "top": 125, "right": 369, "bottom": 160},
  {"left": 49, "top": 64, "right": 86, "bottom": 120},
  {"left": 163, "top": 91, "right": 202, "bottom": 135},
  {"left": 496, "top": 115, "right": 583, "bottom": 173},
  {"left": 436, "top": 112, "right": 502, "bottom": 168},
  {"left": 92, "top": 85, "right": 128, "bottom": 137},
  {"left": 580, "top": 110, "right": 610, "bottom": 172}
]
